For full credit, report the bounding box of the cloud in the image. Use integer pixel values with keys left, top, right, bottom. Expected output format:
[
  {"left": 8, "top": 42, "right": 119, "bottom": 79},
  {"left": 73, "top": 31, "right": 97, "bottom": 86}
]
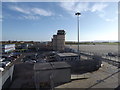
[
  {"left": 98, "top": 11, "right": 117, "bottom": 22},
  {"left": 60, "top": 2, "right": 108, "bottom": 16},
  {"left": 31, "top": 8, "right": 53, "bottom": 16},
  {"left": 60, "top": 2, "right": 76, "bottom": 12},
  {"left": 59, "top": 2, "right": 117, "bottom": 22},
  {"left": 10, "top": 6, "right": 30, "bottom": 14},
  {"left": 9, "top": 5, "right": 54, "bottom": 20},
  {"left": 60, "top": 2, "right": 89, "bottom": 14},
  {"left": 20, "top": 15, "right": 40, "bottom": 20},
  {"left": 60, "top": 2, "right": 108, "bottom": 13},
  {"left": 91, "top": 3, "right": 108, "bottom": 12},
  {"left": 10, "top": 6, "right": 53, "bottom": 16},
  {"left": 105, "top": 17, "right": 118, "bottom": 22}
]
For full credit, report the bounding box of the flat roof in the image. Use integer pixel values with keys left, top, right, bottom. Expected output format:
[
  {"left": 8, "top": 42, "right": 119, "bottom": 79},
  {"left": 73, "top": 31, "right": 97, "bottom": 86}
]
[
  {"left": 34, "top": 62, "right": 71, "bottom": 71},
  {"left": 57, "top": 53, "right": 78, "bottom": 57}
]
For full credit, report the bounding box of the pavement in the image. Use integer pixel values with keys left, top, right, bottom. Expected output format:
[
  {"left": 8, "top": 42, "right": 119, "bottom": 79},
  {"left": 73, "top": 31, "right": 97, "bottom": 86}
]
[{"left": 55, "top": 61, "right": 119, "bottom": 89}]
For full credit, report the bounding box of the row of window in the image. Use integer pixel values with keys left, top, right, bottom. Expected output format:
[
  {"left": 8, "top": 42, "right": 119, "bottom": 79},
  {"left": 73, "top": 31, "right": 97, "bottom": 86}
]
[{"left": 60, "top": 57, "right": 79, "bottom": 61}]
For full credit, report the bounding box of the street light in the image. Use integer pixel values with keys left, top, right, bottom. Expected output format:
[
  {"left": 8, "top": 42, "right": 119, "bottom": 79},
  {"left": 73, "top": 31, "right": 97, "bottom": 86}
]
[{"left": 75, "top": 12, "right": 81, "bottom": 60}]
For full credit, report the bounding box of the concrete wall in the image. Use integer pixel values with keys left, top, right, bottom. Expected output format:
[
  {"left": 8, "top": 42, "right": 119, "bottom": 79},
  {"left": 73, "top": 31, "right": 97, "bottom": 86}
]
[
  {"left": 52, "top": 35, "right": 65, "bottom": 51},
  {"left": 52, "top": 30, "right": 65, "bottom": 51},
  {"left": 0, "top": 65, "right": 14, "bottom": 90},
  {"left": 34, "top": 68, "right": 71, "bottom": 89},
  {"left": 52, "top": 35, "right": 57, "bottom": 50},
  {"left": 56, "top": 35, "right": 65, "bottom": 51}
]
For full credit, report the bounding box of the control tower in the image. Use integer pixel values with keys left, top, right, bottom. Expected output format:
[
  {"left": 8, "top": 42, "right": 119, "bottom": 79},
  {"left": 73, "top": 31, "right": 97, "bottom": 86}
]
[{"left": 52, "top": 30, "right": 65, "bottom": 51}]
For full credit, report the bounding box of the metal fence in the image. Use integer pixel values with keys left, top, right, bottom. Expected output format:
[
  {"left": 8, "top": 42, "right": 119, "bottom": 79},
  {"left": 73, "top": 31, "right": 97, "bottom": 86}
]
[{"left": 65, "top": 46, "right": 119, "bottom": 68}]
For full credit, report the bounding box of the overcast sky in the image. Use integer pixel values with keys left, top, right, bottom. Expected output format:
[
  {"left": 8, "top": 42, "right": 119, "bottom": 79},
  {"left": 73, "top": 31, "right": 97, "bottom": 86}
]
[{"left": 2, "top": 1, "right": 118, "bottom": 41}]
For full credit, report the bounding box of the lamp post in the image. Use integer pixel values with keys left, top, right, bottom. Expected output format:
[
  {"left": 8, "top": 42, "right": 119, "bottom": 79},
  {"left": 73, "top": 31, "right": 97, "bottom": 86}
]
[{"left": 75, "top": 12, "right": 81, "bottom": 60}]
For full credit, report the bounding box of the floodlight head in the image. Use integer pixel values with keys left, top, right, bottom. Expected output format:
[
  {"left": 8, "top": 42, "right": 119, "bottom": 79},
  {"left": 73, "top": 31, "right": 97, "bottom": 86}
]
[{"left": 75, "top": 12, "right": 81, "bottom": 16}]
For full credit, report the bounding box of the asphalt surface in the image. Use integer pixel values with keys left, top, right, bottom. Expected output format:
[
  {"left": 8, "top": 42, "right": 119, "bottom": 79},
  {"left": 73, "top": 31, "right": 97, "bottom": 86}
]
[{"left": 67, "top": 44, "right": 118, "bottom": 55}]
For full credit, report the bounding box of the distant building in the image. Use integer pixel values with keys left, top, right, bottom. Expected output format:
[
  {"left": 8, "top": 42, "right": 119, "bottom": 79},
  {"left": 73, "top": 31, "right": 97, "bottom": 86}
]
[
  {"left": 29, "top": 42, "right": 52, "bottom": 51},
  {"left": 52, "top": 30, "right": 65, "bottom": 51},
  {"left": 2, "top": 44, "right": 15, "bottom": 53}
]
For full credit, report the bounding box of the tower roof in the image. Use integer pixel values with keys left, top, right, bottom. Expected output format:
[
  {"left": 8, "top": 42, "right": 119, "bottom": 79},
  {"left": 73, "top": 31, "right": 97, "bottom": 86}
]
[{"left": 57, "top": 30, "right": 65, "bottom": 35}]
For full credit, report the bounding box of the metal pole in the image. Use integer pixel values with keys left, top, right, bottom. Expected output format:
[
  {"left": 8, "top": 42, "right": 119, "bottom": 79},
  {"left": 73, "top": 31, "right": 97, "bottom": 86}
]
[
  {"left": 77, "top": 14, "right": 80, "bottom": 60},
  {"left": 75, "top": 12, "right": 81, "bottom": 60}
]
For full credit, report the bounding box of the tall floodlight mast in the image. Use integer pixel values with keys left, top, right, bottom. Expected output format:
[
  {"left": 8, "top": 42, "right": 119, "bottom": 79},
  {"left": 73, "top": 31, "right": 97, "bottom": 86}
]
[{"left": 75, "top": 12, "right": 81, "bottom": 60}]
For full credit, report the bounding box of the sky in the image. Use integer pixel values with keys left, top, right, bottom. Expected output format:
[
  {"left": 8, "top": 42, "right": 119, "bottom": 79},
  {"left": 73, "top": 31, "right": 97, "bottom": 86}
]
[{"left": 2, "top": 1, "right": 118, "bottom": 41}]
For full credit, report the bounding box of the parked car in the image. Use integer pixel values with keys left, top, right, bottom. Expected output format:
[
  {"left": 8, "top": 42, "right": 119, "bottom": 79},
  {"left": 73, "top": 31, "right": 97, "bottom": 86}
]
[
  {"left": 0, "top": 67, "right": 4, "bottom": 72},
  {"left": 0, "top": 62, "right": 6, "bottom": 68},
  {"left": 9, "top": 56, "right": 17, "bottom": 61},
  {"left": 2, "top": 56, "right": 8, "bottom": 59},
  {"left": 2, "top": 61, "right": 11, "bottom": 67},
  {"left": 108, "top": 52, "right": 117, "bottom": 57},
  {"left": 25, "top": 60, "right": 36, "bottom": 63},
  {"left": 0, "top": 58, "right": 5, "bottom": 62},
  {"left": 3, "top": 58, "right": 12, "bottom": 62}
]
